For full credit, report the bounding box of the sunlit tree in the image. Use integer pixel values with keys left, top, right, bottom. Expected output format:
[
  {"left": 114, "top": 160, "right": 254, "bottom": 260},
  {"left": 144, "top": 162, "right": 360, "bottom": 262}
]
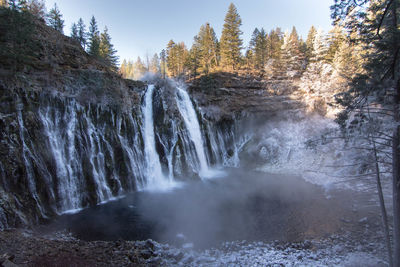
[
  {"left": 196, "top": 22, "right": 219, "bottom": 73},
  {"left": 220, "top": 3, "right": 243, "bottom": 70},
  {"left": 99, "top": 26, "right": 119, "bottom": 71}
]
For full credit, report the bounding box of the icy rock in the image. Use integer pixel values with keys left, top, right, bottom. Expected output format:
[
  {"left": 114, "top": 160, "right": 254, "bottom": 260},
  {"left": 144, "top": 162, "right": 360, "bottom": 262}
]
[
  {"left": 303, "top": 240, "right": 312, "bottom": 249},
  {"left": 140, "top": 249, "right": 153, "bottom": 259},
  {"left": 182, "top": 243, "right": 193, "bottom": 249},
  {"left": 145, "top": 239, "right": 156, "bottom": 251},
  {"left": 358, "top": 217, "right": 368, "bottom": 223},
  {"left": 2, "top": 259, "right": 18, "bottom": 267}
]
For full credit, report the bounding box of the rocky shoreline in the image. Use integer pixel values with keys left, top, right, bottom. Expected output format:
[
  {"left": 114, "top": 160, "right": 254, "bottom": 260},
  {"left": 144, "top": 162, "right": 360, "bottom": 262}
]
[{"left": 0, "top": 223, "right": 387, "bottom": 267}]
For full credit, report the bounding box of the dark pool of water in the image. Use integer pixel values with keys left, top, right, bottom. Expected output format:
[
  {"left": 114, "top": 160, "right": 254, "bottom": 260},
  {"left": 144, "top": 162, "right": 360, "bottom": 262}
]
[{"left": 52, "top": 169, "right": 361, "bottom": 249}]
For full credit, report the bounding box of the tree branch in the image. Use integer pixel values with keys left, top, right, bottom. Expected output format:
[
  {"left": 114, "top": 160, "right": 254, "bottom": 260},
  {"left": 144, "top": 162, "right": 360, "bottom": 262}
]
[{"left": 377, "top": 0, "right": 395, "bottom": 39}]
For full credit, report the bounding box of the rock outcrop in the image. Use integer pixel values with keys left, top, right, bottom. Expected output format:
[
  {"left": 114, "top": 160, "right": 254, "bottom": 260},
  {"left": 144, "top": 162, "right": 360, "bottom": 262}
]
[
  {"left": 188, "top": 72, "right": 305, "bottom": 120},
  {"left": 0, "top": 13, "right": 147, "bottom": 229}
]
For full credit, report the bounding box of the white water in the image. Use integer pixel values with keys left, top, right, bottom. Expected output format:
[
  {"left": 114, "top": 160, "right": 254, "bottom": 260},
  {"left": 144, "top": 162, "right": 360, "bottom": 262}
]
[
  {"left": 84, "top": 113, "right": 113, "bottom": 202},
  {"left": 142, "top": 85, "right": 176, "bottom": 190},
  {"left": 117, "top": 114, "right": 146, "bottom": 190},
  {"left": 40, "top": 105, "right": 81, "bottom": 212},
  {"left": 176, "top": 87, "right": 211, "bottom": 178},
  {"left": 17, "top": 109, "right": 47, "bottom": 217}
]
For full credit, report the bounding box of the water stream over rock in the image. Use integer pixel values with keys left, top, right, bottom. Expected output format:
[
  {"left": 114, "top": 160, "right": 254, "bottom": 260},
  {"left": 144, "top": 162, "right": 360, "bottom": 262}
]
[{"left": 0, "top": 82, "right": 244, "bottom": 227}]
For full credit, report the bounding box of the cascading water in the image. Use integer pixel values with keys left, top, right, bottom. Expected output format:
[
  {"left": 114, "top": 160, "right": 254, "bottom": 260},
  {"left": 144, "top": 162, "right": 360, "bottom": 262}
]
[
  {"left": 1, "top": 82, "right": 245, "bottom": 227},
  {"left": 116, "top": 113, "right": 146, "bottom": 191},
  {"left": 175, "top": 87, "right": 211, "bottom": 178},
  {"left": 17, "top": 109, "right": 48, "bottom": 217},
  {"left": 84, "top": 113, "right": 113, "bottom": 203},
  {"left": 40, "top": 104, "right": 81, "bottom": 212},
  {"left": 157, "top": 120, "right": 178, "bottom": 182},
  {"left": 142, "top": 85, "right": 175, "bottom": 189}
]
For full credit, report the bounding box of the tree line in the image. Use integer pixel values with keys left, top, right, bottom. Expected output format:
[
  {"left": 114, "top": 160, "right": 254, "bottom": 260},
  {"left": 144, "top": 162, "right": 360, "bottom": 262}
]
[
  {"left": 331, "top": 1, "right": 400, "bottom": 266},
  {"left": 119, "top": 3, "right": 355, "bottom": 81},
  {"left": 0, "top": 0, "right": 119, "bottom": 72}
]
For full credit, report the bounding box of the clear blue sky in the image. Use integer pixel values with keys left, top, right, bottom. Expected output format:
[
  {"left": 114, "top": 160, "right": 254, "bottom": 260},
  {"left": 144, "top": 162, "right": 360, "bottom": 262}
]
[{"left": 44, "top": 0, "right": 333, "bottom": 63}]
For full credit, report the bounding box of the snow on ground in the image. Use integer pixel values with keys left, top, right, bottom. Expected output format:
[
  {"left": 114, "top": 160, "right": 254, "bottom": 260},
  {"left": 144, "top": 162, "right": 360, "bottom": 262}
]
[
  {"left": 249, "top": 115, "right": 392, "bottom": 195},
  {"left": 136, "top": 237, "right": 387, "bottom": 267}
]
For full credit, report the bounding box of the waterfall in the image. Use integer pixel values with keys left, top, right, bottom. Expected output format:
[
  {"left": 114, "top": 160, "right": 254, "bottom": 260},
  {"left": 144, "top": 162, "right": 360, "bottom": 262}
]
[
  {"left": 175, "top": 87, "right": 210, "bottom": 178},
  {"left": 84, "top": 113, "right": 113, "bottom": 203},
  {"left": 40, "top": 104, "right": 81, "bottom": 212},
  {"left": 2, "top": 83, "right": 247, "bottom": 226},
  {"left": 117, "top": 114, "right": 146, "bottom": 191},
  {"left": 17, "top": 109, "right": 47, "bottom": 217},
  {"left": 142, "top": 85, "right": 175, "bottom": 189}
]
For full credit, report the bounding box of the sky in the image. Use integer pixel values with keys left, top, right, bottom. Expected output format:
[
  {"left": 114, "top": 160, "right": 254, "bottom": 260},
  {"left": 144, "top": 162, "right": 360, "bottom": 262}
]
[{"left": 43, "top": 0, "right": 333, "bottom": 63}]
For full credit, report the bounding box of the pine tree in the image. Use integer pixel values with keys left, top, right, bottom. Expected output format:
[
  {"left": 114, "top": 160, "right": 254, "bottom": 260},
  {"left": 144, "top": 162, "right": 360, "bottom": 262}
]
[
  {"left": 244, "top": 49, "right": 254, "bottom": 70},
  {"left": 18, "top": 0, "right": 27, "bottom": 10},
  {"left": 281, "top": 27, "right": 304, "bottom": 77},
  {"left": 160, "top": 49, "right": 166, "bottom": 79},
  {"left": 175, "top": 42, "right": 188, "bottom": 76},
  {"left": 120, "top": 59, "right": 127, "bottom": 78},
  {"left": 254, "top": 28, "right": 268, "bottom": 71},
  {"left": 99, "top": 26, "right": 119, "bottom": 71},
  {"left": 150, "top": 53, "right": 160, "bottom": 74},
  {"left": 332, "top": 1, "right": 400, "bottom": 265},
  {"left": 268, "top": 28, "right": 283, "bottom": 60},
  {"left": 1, "top": 0, "right": 39, "bottom": 71},
  {"left": 326, "top": 25, "right": 345, "bottom": 63},
  {"left": 246, "top": 27, "right": 268, "bottom": 72},
  {"left": 47, "top": 3, "right": 64, "bottom": 33},
  {"left": 220, "top": 3, "right": 243, "bottom": 70},
  {"left": 134, "top": 56, "right": 146, "bottom": 79},
  {"left": 166, "top": 40, "right": 177, "bottom": 77},
  {"left": 246, "top": 28, "right": 260, "bottom": 69},
  {"left": 88, "top": 16, "right": 100, "bottom": 57},
  {"left": 187, "top": 35, "right": 201, "bottom": 78},
  {"left": 27, "top": 0, "right": 45, "bottom": 18},
  {"left": 305, "top": 25, "right": 317, "bottom": 63},
  {"left": 6, "top": 0, "right": 19, "bottom": 9},
  {"left": 120, "top": 59, "right": 135, "bottom": 79},
  {"left": 77, "top": 18, "right": 87, "bottom": 49},
  {"left": 16, "top": 0, "right": 45, "bottom": 18},
  {"left": 332, "top": 34, "right": 362, "bottom": 79},
  {"left": 70, "top": 23, "right": 79, "bottom": 41},
  {"left": 197, "top": 22, "right": 219, "bottom": 74},
  {"left": 310, "top": 29, "right": 328, "bottom": 63}
]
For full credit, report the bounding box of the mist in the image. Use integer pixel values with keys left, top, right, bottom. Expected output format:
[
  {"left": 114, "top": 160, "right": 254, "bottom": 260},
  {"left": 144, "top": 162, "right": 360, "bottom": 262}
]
[
  {"left": 56, "top": 167, "right": 361, "bottom": 249},
  {"left": 49, "top": 113, "right": 372, "bottom": 249}
]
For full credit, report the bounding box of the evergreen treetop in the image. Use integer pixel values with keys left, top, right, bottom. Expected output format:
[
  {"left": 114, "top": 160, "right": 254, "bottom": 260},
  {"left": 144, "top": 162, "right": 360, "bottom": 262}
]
[
  {"left": 47, "top": 3, "right": 64, "bottom": 33},
  {"left": 305, "top": 25, "right": 317, "bottom": 62},
  {"left": 220, "top": 3, "right": 243, "bottom": 70},
  {"left": 77, "top": 18, "right": 87, "bottom": 49},
  {"left": 99, "top": 26, "right": 119, "bottom": 71},
  {"left": 88, "top": 15, "right": 100, "bottom": 57},
  {"left": 196, "top": 22, "right": 219, "bottom": 74},
  {"left": 70, "top": 22, "right": 78, "bottom": 41}
]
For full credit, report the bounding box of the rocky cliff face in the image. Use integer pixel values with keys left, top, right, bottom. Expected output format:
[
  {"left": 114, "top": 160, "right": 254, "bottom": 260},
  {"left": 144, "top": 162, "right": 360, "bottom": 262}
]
[
  {"left": 0, "top": 14, "right": 149, "bottom": 228},
  {"left": 0, "top": 14, "right": 316, "bottom": 230},
  {"left": 188, "top": 72, "right": 305, "bottom": 121}
]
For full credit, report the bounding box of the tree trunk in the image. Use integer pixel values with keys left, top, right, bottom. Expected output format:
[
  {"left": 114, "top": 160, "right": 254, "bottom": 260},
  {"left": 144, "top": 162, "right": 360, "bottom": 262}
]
[
  {"left": 372, "top": 139, "right": 393, "bottom": 267},
  {"left": 392, "top": 2, "right": 400, "bottom": 263},
  {"left": 393, "top": 125, "right": 400, "bottom": 267}
]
